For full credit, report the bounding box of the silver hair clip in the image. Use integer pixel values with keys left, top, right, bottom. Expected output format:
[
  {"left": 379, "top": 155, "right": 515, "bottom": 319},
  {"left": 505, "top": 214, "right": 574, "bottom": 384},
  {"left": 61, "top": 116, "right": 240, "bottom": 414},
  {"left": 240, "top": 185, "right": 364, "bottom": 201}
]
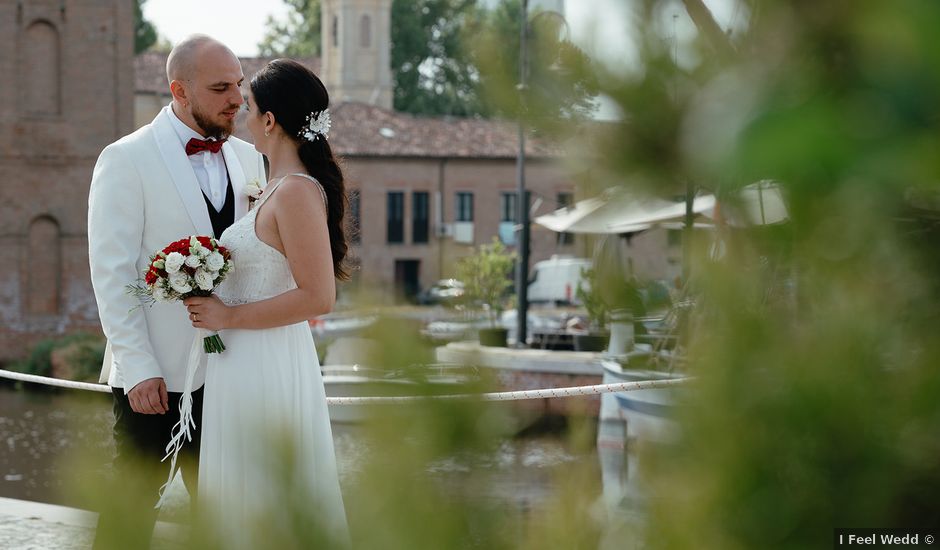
[{"left": 298, "top": 109, "right": 331, "bottom": 141}]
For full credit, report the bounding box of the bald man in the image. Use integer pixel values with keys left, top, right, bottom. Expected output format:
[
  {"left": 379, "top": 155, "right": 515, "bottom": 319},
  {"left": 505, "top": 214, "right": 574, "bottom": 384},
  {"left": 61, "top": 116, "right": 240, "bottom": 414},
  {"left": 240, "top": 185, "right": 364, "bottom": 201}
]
[{"left": 88, "top": 35, "right": 265, "bottom": 549}]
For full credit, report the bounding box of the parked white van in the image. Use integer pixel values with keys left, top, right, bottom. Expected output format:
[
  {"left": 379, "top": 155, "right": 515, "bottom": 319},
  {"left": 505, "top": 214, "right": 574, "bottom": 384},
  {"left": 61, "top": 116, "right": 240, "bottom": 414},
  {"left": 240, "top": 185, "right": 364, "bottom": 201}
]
[{"left": 527, "top": 255, "right": 592, "bottom": 305}]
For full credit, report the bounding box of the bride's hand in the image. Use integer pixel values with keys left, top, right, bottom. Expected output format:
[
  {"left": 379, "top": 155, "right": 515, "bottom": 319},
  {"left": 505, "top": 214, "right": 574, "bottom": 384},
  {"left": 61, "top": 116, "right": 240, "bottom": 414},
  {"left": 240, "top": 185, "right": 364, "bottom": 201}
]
[{"left": 184, "top": 295, "right": 231, "bottom": 331}]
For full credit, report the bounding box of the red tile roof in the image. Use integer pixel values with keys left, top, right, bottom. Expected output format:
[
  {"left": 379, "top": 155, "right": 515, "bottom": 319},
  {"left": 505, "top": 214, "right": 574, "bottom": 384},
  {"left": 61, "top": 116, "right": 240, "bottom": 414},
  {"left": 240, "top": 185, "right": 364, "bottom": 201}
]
[
  {"left": 135, "top": 51, "right": 171, "bottom": 95},
  {"left": 327, "top": 102, "right": 561, "bottom": 159}
]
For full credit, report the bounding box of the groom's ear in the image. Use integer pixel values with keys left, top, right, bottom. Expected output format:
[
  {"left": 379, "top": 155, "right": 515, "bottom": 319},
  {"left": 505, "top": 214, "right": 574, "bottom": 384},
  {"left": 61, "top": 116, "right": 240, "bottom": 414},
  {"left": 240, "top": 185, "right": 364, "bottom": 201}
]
[{"left": 170, "top": 80, "right": 188, "bottom": 105}]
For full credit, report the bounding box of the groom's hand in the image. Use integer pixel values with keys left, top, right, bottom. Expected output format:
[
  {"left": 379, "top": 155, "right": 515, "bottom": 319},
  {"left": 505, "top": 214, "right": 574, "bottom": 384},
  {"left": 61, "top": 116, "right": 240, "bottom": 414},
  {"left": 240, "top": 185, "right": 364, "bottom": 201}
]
[{"left": 128, "top": 377, "right": 169, "bottom": 414}]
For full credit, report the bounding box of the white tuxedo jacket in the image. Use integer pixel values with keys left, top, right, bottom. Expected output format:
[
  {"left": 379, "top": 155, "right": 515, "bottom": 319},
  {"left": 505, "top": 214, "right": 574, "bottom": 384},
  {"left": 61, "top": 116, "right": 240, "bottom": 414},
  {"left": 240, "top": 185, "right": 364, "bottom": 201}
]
[{"left": 88, "top": 106, "right": 265, "bottom": 393}]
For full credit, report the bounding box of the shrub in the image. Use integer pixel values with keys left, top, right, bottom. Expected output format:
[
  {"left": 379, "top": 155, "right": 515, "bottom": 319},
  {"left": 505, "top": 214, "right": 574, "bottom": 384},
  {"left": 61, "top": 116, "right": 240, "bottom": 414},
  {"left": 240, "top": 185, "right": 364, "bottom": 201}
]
[{"left": 11, "top": 333, "right": 106, "bottom": 382}]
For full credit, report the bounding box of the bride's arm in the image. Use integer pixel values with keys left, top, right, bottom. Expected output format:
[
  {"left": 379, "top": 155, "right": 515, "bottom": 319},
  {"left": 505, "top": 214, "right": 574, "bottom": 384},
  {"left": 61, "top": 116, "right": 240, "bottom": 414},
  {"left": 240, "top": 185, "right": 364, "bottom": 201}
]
[{"left": 186, "top": 178, "right": 335, "bottom": 330}]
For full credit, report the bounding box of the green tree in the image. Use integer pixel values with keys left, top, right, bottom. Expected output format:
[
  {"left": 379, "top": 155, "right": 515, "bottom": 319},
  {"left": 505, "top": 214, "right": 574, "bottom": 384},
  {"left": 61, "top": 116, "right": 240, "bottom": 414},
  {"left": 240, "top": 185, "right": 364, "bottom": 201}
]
[
  {"left": 134, "top": 0, "right": 157, "bottom": 54},
  {"left": 391, "top": 0, "right": 486, "bottom": 116},
  {"left": 470, "top": 0, "right": 598, "bottom": 125},
  {"left": 455, "top": 238, "right": 516, "bottom": 328},
  {"left": 258, "top": 0, "right": 321, "bottom": 57}
]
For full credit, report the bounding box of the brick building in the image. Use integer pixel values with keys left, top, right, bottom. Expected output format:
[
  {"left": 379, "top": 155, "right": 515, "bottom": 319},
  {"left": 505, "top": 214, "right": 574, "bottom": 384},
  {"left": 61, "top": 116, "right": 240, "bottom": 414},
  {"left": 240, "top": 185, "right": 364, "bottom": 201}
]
[{"left": 0, "top": 0, "right": 133, "bottom": 360}]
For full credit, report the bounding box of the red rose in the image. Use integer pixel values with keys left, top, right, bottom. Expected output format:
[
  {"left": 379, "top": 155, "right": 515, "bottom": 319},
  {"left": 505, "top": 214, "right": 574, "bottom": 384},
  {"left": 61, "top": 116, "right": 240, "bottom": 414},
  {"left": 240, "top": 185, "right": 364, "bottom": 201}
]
[
  {"left": 162, "top": 239, "right": 189, "bottom": 255},
  {"left": 197, "top": 236, "right": 213, "bottom": 249}
]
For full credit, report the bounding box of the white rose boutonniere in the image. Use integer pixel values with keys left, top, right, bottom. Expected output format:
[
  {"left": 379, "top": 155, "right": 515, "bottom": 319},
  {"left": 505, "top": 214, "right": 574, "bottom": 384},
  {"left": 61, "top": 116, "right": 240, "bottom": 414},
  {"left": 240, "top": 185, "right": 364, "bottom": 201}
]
[{"left": 244, "top": 179, "right": 263, "bottom": 208}]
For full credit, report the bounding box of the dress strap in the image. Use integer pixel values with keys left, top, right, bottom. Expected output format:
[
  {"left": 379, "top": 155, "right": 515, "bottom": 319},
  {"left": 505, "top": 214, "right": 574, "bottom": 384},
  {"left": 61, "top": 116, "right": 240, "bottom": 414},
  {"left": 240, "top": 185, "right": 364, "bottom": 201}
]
[
  {"left": 287, "top": 173, "right": 329, "bottom": 209},
  {"left": 257, "top": 175, "right": 288, "bottom": 208},
  {"left": 259, "top": 173, "right": 328, "bottom": 210}
]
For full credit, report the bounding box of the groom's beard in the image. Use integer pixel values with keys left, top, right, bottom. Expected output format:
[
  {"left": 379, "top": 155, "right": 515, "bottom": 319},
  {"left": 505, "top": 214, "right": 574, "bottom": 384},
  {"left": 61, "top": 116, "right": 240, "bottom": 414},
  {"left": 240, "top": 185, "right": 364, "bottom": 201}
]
[{"left": 191, "top": 101, "right": 237, "bottom": 139}]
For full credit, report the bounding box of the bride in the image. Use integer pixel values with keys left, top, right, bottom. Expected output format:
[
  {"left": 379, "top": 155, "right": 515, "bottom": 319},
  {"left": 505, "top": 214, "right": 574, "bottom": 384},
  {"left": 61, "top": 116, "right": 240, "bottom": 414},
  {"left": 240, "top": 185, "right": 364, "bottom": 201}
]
[{"left": 181, "top": 59, "right": 350, "bottom": 546}]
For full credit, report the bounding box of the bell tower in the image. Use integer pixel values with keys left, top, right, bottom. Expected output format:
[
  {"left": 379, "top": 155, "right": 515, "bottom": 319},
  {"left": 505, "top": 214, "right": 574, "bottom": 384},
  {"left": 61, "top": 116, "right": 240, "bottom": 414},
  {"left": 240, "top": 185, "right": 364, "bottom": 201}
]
[{"left": 321, "top": 0, "right": 393, "bottom": 109}]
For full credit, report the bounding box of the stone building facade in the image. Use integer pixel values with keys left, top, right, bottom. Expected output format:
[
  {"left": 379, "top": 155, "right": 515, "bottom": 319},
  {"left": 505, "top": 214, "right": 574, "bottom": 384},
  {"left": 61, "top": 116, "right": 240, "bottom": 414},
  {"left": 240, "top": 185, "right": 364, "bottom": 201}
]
[{"left": 0, "top": 0, "right": 133, "bottom": 360}]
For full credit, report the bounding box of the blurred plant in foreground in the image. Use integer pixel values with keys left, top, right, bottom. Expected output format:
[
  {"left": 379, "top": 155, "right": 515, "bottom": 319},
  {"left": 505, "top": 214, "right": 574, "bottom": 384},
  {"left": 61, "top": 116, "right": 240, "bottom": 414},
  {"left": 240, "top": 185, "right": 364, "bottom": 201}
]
[{"left": 473, "top": 0, "right": 940, "bottom": 548}]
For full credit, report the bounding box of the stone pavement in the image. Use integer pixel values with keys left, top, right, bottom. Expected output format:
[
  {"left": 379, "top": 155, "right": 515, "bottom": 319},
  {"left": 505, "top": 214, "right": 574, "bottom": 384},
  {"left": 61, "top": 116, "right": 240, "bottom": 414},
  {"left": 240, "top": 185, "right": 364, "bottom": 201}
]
[{"left": 0, "top": 477, "right": 189, "bottom": 550}]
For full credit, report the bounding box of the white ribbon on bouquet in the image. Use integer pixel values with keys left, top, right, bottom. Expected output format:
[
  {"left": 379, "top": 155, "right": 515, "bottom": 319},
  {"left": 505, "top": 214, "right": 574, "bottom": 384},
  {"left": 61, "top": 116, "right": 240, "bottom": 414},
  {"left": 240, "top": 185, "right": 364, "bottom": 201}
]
[{"left": 154, "top": 327, "right": 208, "bottom": 509}]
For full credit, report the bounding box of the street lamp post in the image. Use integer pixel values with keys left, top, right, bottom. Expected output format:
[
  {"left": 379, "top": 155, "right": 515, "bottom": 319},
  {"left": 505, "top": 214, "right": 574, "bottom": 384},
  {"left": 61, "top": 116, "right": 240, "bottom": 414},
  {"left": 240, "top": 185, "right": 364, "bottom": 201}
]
[
  {"left": 515, "top": 1, "right": 568, "bottom": 348},
  {"left": 515, "top": 0, "right": 531, "bottom": 348}
]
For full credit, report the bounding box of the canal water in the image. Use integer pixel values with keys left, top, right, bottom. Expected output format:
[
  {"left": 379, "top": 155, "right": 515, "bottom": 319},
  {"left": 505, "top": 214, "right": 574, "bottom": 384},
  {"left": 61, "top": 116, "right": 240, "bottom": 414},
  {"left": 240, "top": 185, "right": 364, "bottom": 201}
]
[{"left": 0, "top": 384, "right": 633, "bottom": 536}]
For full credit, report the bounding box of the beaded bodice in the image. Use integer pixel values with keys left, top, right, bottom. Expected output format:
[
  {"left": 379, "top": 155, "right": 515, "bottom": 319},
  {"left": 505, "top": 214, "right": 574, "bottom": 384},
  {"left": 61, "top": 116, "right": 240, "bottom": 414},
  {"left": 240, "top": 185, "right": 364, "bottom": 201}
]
[{"left": 214, "top": 174, "right": 324, "bottom": 306}]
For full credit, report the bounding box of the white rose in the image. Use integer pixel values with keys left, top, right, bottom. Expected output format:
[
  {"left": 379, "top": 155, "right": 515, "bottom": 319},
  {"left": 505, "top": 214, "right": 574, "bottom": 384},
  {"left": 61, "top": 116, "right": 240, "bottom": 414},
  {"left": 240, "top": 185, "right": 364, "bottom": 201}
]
[
  {"left": 184, "top": 254, "right": 203, "bottom": 268},
  {"left": 194, "top": 269, "right": 214, "bottom": 291},
  {"left": 169, "top": 272, "right": 193, "bottom": 294},
  {"left": 243, "top": 179, "right": 263, "bottom": 200},
  {"left": 206, "top": 251, "right": 225, "bottom": 272},
  {"left": 164, "top": 252, "right": 185, "bottom": 274},
  {"left": 153, "top": 286, "right": 169, "bottom": 302}
]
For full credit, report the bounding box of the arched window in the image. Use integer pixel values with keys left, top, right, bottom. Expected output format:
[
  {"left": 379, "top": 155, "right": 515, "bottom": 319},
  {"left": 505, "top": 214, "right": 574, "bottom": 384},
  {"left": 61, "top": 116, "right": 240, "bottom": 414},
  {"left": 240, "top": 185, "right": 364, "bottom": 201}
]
[
  {"left": 24, "top": 20, "right": 61, "bottom": 116},
  {"left": 27, "top": 216, "right": 61, "bottom": 315},
  {"left": 360, "top": 15, "right": 372, "bottom": 48}
]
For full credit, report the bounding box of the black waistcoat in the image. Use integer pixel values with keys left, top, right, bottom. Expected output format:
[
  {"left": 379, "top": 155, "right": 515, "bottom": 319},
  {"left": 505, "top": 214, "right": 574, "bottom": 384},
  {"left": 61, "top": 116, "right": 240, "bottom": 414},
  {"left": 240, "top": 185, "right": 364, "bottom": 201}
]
[{"left": 201, "top": 172, "right": 235, "bottom": 239}]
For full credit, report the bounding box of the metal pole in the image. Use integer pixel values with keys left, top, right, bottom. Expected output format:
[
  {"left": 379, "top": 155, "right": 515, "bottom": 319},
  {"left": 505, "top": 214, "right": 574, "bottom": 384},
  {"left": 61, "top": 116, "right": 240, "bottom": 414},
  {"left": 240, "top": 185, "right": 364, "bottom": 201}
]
[
  {"left": 515, "top": 0, "right": 530, "bottom": 348},
  {"left": 683, "top": 181, "right": 693, "bottom": 284}
]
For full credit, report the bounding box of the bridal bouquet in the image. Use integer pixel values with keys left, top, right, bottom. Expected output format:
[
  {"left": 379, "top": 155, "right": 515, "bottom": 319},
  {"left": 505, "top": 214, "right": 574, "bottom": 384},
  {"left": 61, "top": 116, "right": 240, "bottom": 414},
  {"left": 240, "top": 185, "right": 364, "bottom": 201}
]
[{"left": 127, "top": 235, "right": 233, "bottom": 353}]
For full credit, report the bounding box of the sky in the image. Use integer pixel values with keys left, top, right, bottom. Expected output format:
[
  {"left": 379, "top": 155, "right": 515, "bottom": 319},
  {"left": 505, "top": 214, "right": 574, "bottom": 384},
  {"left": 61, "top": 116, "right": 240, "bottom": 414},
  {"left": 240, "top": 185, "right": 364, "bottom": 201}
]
[
  {"left": 143, "top": 0, "right": 291, "bottom": 56},
  {"left": 143, "top": 0, "right": 645, "bottom": 59}
]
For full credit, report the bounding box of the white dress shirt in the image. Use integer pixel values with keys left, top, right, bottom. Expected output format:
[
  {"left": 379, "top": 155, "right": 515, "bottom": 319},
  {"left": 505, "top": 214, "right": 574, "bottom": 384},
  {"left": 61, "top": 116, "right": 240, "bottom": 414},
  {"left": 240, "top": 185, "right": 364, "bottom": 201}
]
[{"left": 167, "top": 105, "right": 229, "bottom": 211}]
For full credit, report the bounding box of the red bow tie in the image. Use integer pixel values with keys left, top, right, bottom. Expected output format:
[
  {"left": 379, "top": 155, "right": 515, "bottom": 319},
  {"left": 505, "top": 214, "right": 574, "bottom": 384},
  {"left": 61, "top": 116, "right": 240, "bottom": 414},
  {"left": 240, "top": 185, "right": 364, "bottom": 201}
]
[{"left": 185, "top": 137, "right": 226, "bottom": 156}]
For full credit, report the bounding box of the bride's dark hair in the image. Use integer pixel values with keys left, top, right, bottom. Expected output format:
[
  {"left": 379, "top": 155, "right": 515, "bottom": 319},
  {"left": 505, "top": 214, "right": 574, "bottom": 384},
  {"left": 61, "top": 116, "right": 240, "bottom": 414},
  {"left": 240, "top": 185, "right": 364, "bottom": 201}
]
[{"left": 250, "top": 58, "right": 350, "bottom": 280}]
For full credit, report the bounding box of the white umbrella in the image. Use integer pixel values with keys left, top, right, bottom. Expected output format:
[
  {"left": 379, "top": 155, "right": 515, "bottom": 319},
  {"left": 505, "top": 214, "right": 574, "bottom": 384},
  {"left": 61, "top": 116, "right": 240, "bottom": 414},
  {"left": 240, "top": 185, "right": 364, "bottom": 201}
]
[
  {"left": 535, "top": 181, "right": 788, "bottom": 236},
  {"left": 534, "top": 188, "right": 675, "bottom": 234},
  {"left": 533, "top": 195, "right": 608, "bottom": 233},
  {"left": 604, "top": 194, "right": 717, "bottom": 233}
]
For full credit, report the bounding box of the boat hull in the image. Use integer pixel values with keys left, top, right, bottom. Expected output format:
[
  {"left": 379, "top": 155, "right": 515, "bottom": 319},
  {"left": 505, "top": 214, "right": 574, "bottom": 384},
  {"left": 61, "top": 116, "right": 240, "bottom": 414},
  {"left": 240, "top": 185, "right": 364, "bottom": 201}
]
[{"left": 601, "top": 361, "right": 682, "bottom": 444}]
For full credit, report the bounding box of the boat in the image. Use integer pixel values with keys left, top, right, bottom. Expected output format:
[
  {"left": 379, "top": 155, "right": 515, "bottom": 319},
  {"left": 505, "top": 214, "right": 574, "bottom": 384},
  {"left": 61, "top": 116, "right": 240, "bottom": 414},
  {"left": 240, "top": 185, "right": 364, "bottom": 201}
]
[{"left": 600, "top": 356, "right": 685, "bottom": 444}]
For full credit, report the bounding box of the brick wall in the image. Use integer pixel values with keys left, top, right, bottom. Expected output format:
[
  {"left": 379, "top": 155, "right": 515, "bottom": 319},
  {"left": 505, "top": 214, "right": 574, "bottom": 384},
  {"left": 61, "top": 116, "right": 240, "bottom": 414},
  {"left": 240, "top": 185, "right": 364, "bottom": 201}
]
[{"left": 0, "top": 0, "right": 133, "bottom": 361}]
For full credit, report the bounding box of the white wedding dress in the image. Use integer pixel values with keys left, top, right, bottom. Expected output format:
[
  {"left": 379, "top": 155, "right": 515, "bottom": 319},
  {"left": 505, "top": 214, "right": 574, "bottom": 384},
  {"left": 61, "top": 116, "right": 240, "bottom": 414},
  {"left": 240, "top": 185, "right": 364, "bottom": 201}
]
[{"left": 198, "top": 174, "right": 348, "bottom": 546}]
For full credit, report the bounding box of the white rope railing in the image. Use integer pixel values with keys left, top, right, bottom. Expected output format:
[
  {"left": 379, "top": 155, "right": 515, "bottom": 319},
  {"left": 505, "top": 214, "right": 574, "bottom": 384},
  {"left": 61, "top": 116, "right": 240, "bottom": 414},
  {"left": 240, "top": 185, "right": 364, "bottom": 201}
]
[
  {"left": 0, "top": 367, "right": 688, "bottom": 404},
  {"left": 327, "top": 377, "right": 688, "bottom": 404},
  {"left": 0, "top": 369, "right": 113, "bottom": 393}
]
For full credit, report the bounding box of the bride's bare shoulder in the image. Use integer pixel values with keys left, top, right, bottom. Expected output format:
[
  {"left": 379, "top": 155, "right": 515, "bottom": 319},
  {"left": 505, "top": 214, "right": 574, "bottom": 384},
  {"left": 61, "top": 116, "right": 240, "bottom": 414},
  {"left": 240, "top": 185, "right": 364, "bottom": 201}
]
[{"left": 270, "top": 175, "right": 326, "bottom": 213}]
